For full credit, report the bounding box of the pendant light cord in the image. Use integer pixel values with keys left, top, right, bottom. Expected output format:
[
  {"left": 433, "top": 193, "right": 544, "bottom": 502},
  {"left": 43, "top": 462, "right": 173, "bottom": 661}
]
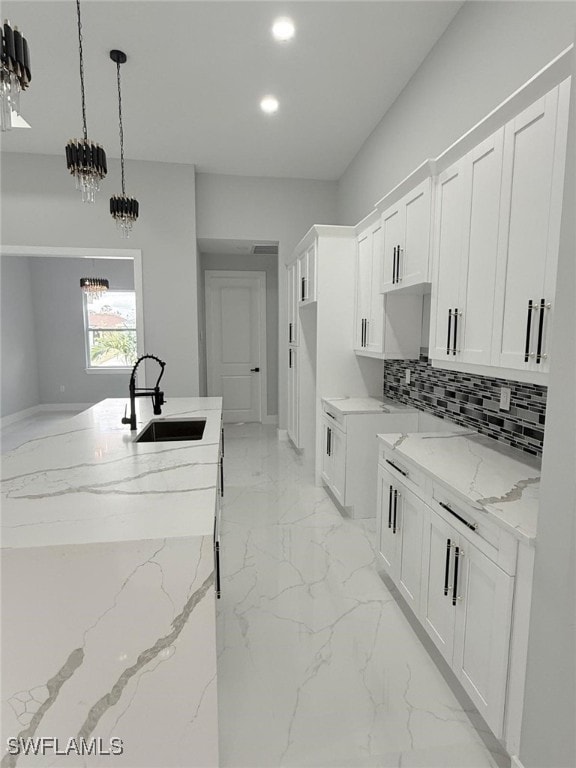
[
  {"left": 75, "top": 0, "right": 88, "bottom": 141},
  {"left": 116, "top": 61, "right": 126, "bottom": 196}
]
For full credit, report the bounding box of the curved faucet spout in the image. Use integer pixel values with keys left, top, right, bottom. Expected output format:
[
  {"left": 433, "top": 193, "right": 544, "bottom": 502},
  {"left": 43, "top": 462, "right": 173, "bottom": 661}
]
[{"left": 122, "top": 354, "right": 167, "bottom": 430}]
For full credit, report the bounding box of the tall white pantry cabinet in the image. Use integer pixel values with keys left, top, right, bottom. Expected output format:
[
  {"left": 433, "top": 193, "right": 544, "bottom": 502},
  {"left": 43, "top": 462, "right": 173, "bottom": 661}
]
[{"left": 286, "top": 226, "right": 375, "bottom": 462}]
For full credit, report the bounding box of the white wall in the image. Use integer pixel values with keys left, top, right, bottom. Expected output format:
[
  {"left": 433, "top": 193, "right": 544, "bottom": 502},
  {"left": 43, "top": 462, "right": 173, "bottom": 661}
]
[
  {"left": 195, "top": 173, "right": 338, "bottom": 427},
  {"left": 519, "top": 44, "right": 576, "bottom": 768},
  {"left": 338, "top": 1, "right": 576, "bottom": 224},
  {"left": 28, "top": 257, "right": 134, "bottom": 405},
  {"left": 0, "top": 256, "right": 40, "bottom": 417},
  {"left": 199, "top": 252, "right": 278, "bottom": 417},
  {"left": 1, "top": 153, "right": 199, "bottom": 398}
]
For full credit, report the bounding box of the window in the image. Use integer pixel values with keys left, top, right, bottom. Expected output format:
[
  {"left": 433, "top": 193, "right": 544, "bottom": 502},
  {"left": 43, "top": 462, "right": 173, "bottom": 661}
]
[{"left": 83, "top": 290, "right": 137, "bottom": 370}]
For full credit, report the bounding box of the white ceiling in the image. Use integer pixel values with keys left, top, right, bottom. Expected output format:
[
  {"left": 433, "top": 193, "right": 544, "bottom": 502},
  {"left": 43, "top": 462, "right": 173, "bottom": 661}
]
[{"left": 1, "top": 1, "right": 462, "bottom": 180}]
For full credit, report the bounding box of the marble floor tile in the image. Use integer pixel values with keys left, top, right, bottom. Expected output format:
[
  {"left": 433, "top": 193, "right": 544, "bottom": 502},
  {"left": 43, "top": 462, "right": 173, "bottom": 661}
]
[{"left": 217, "top": 423, "right": 509, "bottom": 768}]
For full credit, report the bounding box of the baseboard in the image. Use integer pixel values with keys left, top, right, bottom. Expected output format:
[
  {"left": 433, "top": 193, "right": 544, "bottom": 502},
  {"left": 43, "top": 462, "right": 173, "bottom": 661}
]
[
  {"left": 1, "top": 403, "right": 93, "bottom": 428},
  {"left": 511, "top": 756, "right": 525, "bottom": 768},
  {"left": 262, "top": 414, "right": 279, "bottom": 425},
  {"left": 0, "top": 405, "right": 41, "bottom": 428}
]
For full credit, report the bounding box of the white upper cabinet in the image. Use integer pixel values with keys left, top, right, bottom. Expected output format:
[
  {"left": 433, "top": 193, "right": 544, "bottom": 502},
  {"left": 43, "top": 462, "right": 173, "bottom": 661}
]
[
  {"left": 429, "top": 161, "right": 467, "bottom": 361},
  {"left": 430, "top": 129, "right": 505, "bottom": 365},
  {"left": 287, "top": 262, "right": 299, "bottom": 346},
  {"left": 430, "top": 79, "right": 570, "bottom": 380},
  {"left": 492, "top": 80, "right": 570, "bottom": 374},
  {"left": 380, "top": 177, "right": 433, "bottom": 293},
  {"left": 355, "top": 216, "right": 422, "bottom": 359},
  {"left": 297, "top": 242, "right": 317, "bottom": 305}
]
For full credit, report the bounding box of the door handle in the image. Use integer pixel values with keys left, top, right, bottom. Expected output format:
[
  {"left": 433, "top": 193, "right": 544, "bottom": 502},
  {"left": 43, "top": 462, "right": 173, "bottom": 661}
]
[
  {"left": 535, "top": 299, "right": 550, "bottom": 364},
  {"left": 250, "top": 367, "right": 260, "bottom": 372}
]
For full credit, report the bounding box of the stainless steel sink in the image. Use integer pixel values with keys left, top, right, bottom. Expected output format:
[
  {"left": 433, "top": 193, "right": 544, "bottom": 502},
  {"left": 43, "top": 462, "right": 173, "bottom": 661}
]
[{"left": 135, "top": 418, "right": 207, "bottom": 443}]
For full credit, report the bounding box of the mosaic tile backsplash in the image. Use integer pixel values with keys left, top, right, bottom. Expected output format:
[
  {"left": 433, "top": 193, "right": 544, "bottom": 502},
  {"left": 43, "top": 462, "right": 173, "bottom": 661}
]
[{"left": 383, "top": 355, "right": 547, "bottom": 456}]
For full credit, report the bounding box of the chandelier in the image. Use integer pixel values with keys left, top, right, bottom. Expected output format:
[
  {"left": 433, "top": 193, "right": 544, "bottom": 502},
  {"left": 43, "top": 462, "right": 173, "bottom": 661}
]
[
  {"left": 80, "top": 277, "right": 109, "bottom": 300},
  {"left": 1, "top": 19, "right": 32, "bottom": 132},
  {"left": 65, "top": 0, "right": 107, "bottom": 202},
  {"left": 110, "top": 49, "right": 139, "bottom": 237}
]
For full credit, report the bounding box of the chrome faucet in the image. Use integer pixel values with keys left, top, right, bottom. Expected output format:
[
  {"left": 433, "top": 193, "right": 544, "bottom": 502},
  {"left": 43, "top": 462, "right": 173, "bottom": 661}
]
[{"left": 122, "top": 354, "right": 166, "bottom": 430}]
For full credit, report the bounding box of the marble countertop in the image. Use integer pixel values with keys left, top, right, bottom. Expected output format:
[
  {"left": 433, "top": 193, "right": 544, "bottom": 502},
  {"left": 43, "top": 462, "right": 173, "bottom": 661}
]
[
  {"left": 378, "top": 431, "right": 541, "bottom": 541},
  {"left": 1, "top": 397, "right": 223, "bottom": 550},
  {"left": 322, "top": 396, "right": 417, "bottom": 415}
]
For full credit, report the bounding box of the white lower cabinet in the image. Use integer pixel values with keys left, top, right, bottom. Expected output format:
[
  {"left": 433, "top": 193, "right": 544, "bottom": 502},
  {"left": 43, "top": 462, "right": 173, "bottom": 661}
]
[
  {"left": 320, "top": 416, "right": 346, "bottom": 506},
  {"left": 377, "top": 450, "right": 518, "bottom": 742},
  {"left": 377, "top": 464, "right": 425, "bottom": 615},
  {"left": 421, "top": 507, "right": 514, "bottom": 737}
]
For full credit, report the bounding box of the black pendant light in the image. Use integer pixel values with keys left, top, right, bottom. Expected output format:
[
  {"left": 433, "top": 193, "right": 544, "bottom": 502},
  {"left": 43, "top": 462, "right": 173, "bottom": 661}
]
[
  {"left": 109, "top": 49, "right": 139, "bottom": 238},
  {"left": 1, "top": 18, "right": 32, "bottom": 131},
  {"left": 65, "top": 0, "right": 107, "bottom": 202}
]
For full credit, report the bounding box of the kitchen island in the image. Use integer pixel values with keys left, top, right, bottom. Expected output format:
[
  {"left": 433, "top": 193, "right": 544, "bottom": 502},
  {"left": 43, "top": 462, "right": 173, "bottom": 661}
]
[{"left": 1, "top": 398, "right": 222, "bottom": 768}]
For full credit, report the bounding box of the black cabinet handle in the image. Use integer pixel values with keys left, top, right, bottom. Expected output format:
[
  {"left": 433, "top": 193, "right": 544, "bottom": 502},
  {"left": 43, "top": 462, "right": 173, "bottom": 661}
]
[
  {"left": 364, "top": 319, "right": 369, "bottom": 347},
  {"left": 536, "top": 298, "right": 547, "bottom": 364},
  {"left": 289, "top": 322, "right": 293, "bottom": 343},
  {"left": 388, "top": 484, "right": 393, "bottom": 529},
  {"left": 221, "top": 426, "right": 225, "bottom": 457},
  {"left": 220, "top": 456, "right": 224, "bottom": 498},
  {"left": 438, "top": 501, "right": 477, "bottom": 531},
  {"left": 392, "top": 246, "right": 397, "bottom": 284},
  {"left": 361, "top": 318, "right": 366, "bottom": 347},
  {"left": 452, "top": 308, "right": 460, "bottom": 355},
  {"left": 447, "top": 309, "right": 453, "bottom": 355},
  {"left": 301, "top": 276, "right": 305, "bottom": 301},
  {"left": 214, "top": 517, "right": 221, "bottom": 599},
  {"left": 360, "top": 319, "right": 364, "bottom": 347},
  {"left": 250, "top": 367, "right": 260, "bottom": 372},
  {"left": 397, "top": 245, "right": 402, "bottom": 283},
  {"left": 385, "top": 459, "right": 408, "bottom": 477},
  {"left": 524, "top": 299, "right": 534, "bottom": 362},
  {"left": 452, "top": 546, "right": 461, "bottom": 606},
  {"left": 444, "top": 539, "right": 452, "bottom": 596},
  {"left": 289, "top": 348, "right": 292, "bottom": 369},
  {"left": 392, "top": 489, "right": 398, "bottom": 534}
]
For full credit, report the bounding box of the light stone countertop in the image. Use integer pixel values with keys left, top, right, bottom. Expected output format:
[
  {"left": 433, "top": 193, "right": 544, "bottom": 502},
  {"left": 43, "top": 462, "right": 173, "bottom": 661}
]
[
  {"left": 378, "top": 431, "right": 541, "bottom": 542},
  {"left": 322, "top": 396, "right": 418, "bottom": 415},
  {"left": 1, "top": 397, "right": 223, "bottom": 766},
  {"left": 1, "top": 397, "right": 223, "bottom": 550}
]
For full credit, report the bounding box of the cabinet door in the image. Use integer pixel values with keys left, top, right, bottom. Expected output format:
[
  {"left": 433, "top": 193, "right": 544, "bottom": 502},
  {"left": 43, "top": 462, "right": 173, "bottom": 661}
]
[
  {"left": 287, "top": 263, "right": 298, "bottom": 345},
  {"left": 493, "top": 84, "right": 568, "bottom": 373},
  {"left": 429, "top": 161, "right": 466, "bottom": 362},
  {"left": 330, "top": 425, "right": 346, "bottom": 506},
  {"left": 453, "top": 543, "right": 514, "bottom": 738},
  {"left": 421, "top": 509, "right": 458, "bottom": 663},
  {"left": 320, "top": 420, "right": 333, "bottom": 486},
  {"left": 366, "top": 221, "right": 384, "bottom": 354},
  {"left": 396, "top": 486, "right": 425, "bottom": 617},
  {"left": 458, "top": 130, "right": 504, "bottom": 366},
  {"left": 381, "top": 204, "right": 404, "bottom": 291},
  {"left": 355, "top": 228, "right": 373, "bottom": 350},
  {"left": 401, "top": 178, "right": 432, "bottom": 287},
  {"left": 377, "top": 465, "right": 399, "bottom": 577},
  {"left": 306, "top": 243, "right": 317, "bottom": 302},
  {"left": 287, "top": 347, "right": 299, "bottom": 446}
]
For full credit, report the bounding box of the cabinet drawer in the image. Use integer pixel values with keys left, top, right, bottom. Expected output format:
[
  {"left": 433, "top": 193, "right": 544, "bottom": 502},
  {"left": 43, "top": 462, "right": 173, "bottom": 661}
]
[
  {"left": 432, "top": 484, "right": 517, "bottom": 575},
  {"left": 322, "top": 406, "right": 346, "bottom": 432},
  {"left": 378, "top": 445, "right": 426, "bottom": 493}
]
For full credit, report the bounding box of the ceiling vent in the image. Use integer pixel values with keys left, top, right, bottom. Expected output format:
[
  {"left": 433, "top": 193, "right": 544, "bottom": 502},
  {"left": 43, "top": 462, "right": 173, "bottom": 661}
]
[{"left": 252, "top": 243, "right": 278, "bottom": 256}]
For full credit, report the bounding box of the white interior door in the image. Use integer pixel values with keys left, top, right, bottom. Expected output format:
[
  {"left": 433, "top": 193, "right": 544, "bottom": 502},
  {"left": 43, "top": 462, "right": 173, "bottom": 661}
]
[{"left": 205, "top": 271, "right": 267, "bottom": 423}]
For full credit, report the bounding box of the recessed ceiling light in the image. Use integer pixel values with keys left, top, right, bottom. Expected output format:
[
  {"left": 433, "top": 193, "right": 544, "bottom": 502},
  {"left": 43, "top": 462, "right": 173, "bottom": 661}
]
[
  {"left": 260, "top": 96, "right": 279, "bottom": 115},
  {"left": 272, "top": 17, "right": 295, "bottom": 43}
]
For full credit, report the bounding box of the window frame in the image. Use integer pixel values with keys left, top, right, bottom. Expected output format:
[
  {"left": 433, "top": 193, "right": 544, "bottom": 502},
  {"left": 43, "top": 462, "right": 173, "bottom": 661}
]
[{"left": 83, "top": 289, "right": 138, "bottom": 373}]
